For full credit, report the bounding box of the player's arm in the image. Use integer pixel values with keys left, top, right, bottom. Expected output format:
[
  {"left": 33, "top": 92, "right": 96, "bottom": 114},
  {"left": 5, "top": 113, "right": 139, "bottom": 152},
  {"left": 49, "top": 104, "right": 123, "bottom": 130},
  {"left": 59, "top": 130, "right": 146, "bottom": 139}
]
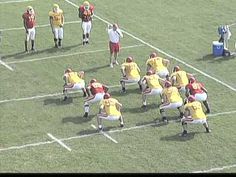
[
  {"left": 22, "top": 16, "right": 28, "bottom": 34},
  {"left": 201, "top": 85, "right": 208, "bottom": 93},
  {"left": 60, "top": 13, "right": 64, "bottom": 27},
  {"left": 146, "top": 62, "right": 152, "bottom": 72},
  {"left": 49, "top": 16, "right": 54, "bottom": 34},
  {"left": 86, "top": 85, "right": 91, "bottom": 97},
  {"left": 102, "top": 85, "right": 109, "bottom": 93},
  {"left": 121, "top": 66, "right": 126, "bottom": 77},
  {"left": 185, "top": 85, "right": 190, "bottom": 97},
  {"left": 115, "top": 101, "right": 122, "bottom": 111},
  {"left": 116, "top": 28, "right": 123, "bottom": 38},
  {"left": 78, "top": 7, "right": 83, "bottom": 19},
  {"left": 184, "top": 107, "right": 191, "bottom": 118}
]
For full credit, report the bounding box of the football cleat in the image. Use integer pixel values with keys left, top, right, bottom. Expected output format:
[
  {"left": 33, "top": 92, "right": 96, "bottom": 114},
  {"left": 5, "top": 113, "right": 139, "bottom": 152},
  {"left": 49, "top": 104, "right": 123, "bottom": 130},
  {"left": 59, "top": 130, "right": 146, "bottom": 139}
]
[
  {"left": 180, "top": 130, "right": 188, "bottom": 137},
  {"left": 83, "top": 112, "right": 88, "bottom": 118}
]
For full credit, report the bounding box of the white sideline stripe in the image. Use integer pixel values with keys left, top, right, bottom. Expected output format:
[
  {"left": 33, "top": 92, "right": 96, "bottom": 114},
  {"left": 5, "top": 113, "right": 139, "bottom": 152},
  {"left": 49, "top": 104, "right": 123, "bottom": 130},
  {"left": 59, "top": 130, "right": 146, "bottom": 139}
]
[
  {"left": 0, "top": 110, "right": 235, "bottom": 152},
  {"left": 5, "top": 44, "right": 144, "bottom": 64},
  {"left": 91, "top": 124, "right": 118, "bottom": 144},
  {"left": 47, "top": 133, "right": 72, "bottom": 152},
  {"left": 0, "top": 20, "right": 87, "bottom": 32},
  {"left": 0, "top": 0, "right": 33, "bottom": 4},
  {"left": 192, "top": 164, "right": 236, "bottom": 173},
  {"left": 0, "top": 59, "right": 14, "bottom": 71},
  {"left": 64, "top": 0, "right": 236, "bottom": 92}
]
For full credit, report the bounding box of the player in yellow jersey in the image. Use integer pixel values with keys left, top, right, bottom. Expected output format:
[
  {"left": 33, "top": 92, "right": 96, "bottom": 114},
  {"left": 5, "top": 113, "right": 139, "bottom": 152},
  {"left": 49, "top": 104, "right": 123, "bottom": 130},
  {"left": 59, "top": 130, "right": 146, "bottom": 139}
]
[
  {"left": 97, "top": 93, "right": 124, "bottom": 131},
  {"left": 146, "top": 52, "right": 170, "bottom": 79},
  {"left": 141, "top": 70, "right": 164, "bottom": 110},
  {"left": 180, "top": 95, "right": 211, "bottom": 137},
  {"left": 170, "top": 65, "right": 192, "bottom": 95},
  {"left": 63, "top": 68, "right": 87, "bottom": 101},
  {"left": 159, "top": 81, "right": 184, "bottom": 123},
  {"left": 49, "top": 4, "right": 64, "bottom": 48},
  {"left": 120, "top": 56, "right": 142, "bottom": 93}
]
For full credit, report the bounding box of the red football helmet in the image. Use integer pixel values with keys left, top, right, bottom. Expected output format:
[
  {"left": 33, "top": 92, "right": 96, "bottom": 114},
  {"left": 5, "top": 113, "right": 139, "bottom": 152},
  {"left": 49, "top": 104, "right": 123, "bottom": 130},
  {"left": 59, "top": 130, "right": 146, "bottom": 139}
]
[
  {"left": 103, "top": 93, "right": 111, "bottom": 99},
  {"left": 90, "top": 79, "right": 97, "bottom": 84},
  {"left": 164, "top": 81, "right": 172, "bottom": 88},
  {"left": 173, "top": 65, "right": 180, "bottom": 72},
  {"left": 149, "top": 52, "right": 157, "bottom": 58},
  {"left": 126, "top": 56, "right": 133, "bottom": 63},
  {"left": 189, "top": 77, "right": 196, "bottom": 84},
  {"left": 188, "top": 95, "right": 196, "bottom": 102}
]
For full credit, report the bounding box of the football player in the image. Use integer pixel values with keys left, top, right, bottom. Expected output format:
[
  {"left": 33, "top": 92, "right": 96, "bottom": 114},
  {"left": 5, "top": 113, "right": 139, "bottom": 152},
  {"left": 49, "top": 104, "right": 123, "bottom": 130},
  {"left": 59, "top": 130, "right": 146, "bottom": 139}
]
[
  {"left": 78, "top": 1, "right": 94, "bottom": 45},
  {"left": 120, "top": 56, "right": 142, "bottom": 93},
  {"left": 62, "top": 68, "right": 87, "bottom": 101},
  {"left": 146, "top": 52, "right": 170, "bottom": 79},
  {"left": 141, "top": 70, "right": 164, "bottom": 110},
  {"left": 83, "top": 79, "right": 108, "bottom": 118},
  {"left": 49, "top": 4, "right": 64, "bottom": 48},
  {"left": 185, "top": 77, "right": 211, "bottom": 114},
  {"left": 180, "top": 95, "right": 211, "bottom": 137},
  {"left": 159, "top": 81, "right": 184, "bottom": 123},
  {"left": 22, "top": 6, "right": 36, "bottom": 52},
  {"left": 97, "top": 93, "right": 124, "bottom": 131}
]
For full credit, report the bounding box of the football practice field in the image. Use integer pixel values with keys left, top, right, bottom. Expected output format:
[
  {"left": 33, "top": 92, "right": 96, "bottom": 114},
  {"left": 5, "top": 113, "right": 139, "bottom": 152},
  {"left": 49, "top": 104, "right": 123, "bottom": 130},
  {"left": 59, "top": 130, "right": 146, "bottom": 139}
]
[{"left": 0, "top": 0, "right": 236, "bottom": 173}]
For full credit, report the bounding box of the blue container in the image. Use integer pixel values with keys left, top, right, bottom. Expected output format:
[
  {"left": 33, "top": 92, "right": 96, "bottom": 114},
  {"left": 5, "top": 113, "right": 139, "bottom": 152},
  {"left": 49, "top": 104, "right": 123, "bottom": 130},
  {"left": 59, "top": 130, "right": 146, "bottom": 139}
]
[{"left": 212, "top": 41, "right": 223, "bottom": 56}]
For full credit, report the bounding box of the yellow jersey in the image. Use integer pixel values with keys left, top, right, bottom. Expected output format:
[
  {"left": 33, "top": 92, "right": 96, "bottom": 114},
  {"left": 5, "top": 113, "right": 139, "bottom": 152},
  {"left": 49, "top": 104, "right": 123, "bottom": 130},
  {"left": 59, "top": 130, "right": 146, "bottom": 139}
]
[
  {"left": 121, "top": 62, "right": 140, "bottom": 79},
  {"left": 162, "top": 86, "right": 182, "bottom": 103},
  {"left": 49, "top": 9, "right": 64, "bottom": 27},
  {"left": 67, "top": 72, "right": 83, "bottom": 84},
  {"left": 171, "top": 70, "right": 189, "bottom": 88},
  {"left": 184, "top": 101, "right": 206, "bottom": 119},
  {"left": 100, "top": 98, "right": 121, "bottom": 116},
  {"left": 144, "top": 74, "right": 162, "bottom": 89},
  {"left": 146, "top": 57, "right": 166, "bottom": 72}
]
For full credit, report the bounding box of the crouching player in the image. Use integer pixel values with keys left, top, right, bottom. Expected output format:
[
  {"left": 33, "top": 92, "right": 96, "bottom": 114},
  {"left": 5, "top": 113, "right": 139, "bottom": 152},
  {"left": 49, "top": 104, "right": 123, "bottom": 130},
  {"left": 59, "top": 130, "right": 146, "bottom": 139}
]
[
  {"left": 120, "top": 56, "right": 142, "bottom": 93},
  {"left": 159, "top": 81, "right": 184, "bottom": 123},
  {"left": 141, "top": 70, "right": 164, "bottom": 110},
  {"left": 83, "top": 79, "right": 108, "bottom": 118},
  {"left": 97, "top": 93, "right": 124, "bottom": 131},
  {"left": 180, "top": 95, "right": 211, "bottom": 137},
  {"left": 63, "top": 68, "right": 87, "bottom": 101}
]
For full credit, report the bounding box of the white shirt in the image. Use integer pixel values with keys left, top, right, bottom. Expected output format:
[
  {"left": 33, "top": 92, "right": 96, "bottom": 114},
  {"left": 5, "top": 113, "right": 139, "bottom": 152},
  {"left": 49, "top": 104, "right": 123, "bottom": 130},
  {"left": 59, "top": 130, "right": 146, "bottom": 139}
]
[{"left": 107, "top": 28, "right": 123, "bottom": 43}]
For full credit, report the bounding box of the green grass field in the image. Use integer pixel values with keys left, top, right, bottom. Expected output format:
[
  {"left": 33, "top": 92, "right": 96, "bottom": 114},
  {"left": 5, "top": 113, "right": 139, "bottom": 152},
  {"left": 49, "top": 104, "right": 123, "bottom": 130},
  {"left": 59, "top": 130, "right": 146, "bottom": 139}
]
[{"left": 0, "top": 0, "right": 236, "bottom": 173}]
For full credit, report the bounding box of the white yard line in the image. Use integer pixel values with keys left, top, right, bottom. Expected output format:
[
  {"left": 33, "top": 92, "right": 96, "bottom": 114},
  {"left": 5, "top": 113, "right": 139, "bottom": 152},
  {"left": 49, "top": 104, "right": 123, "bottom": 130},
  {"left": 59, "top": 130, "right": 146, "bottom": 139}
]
[
  {"left": 63, "top": 0, "right": 236, "bottom": 92},
  {"left": 192, "top": 164, "right": 236, "bottom": 173},
  {"left": 5, "top": 44, "right": 144, "bottom": 64},
  {"left": 0, "top": 59, "right": 14, "bottom": 71},
  {"left": 0, "top": 110, "right": 235, "bottom": 153},
  {"left": 91, "top": 124, "right": 118, "bottom": 144},
  {"left": 0, "top": 0, "right": 33, "bottom": 4},
  {"left": 47, "top": 133, "right": 72, "bottom": 152}
]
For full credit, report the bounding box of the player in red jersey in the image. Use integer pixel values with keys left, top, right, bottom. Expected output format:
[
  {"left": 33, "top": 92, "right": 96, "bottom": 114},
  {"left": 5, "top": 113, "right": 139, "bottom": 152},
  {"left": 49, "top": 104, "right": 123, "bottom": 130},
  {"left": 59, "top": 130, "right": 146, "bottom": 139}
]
[
  {"left": 83, "top": 79, "right": 108, "bottom": 118},
  {"left": 78, "top": 1, "right": 94, "bottom": 45},
  {"left": 22, "top": 6, "right": 36, "bottom": 52},
  {"left": 185, "top": 77, "right": 211, "bottom": 113}
]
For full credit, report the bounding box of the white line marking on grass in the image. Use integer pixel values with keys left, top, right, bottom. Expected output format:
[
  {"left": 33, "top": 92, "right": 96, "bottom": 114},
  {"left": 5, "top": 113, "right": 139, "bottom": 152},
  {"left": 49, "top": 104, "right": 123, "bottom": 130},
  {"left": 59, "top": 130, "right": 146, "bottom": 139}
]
[
  {"left": 47, "top": 133, "right": 72, "bottom": 151},
  {"left": 192, "top": 164, "right": 236, "bottom": 173},
  {"left": 0, "top": 0, "right": 33, "bottom": 4},
  {"left": 91, "top": 124, "right": 118, "bottom": 144},
  {"left": 6, "top": 44, "right": 144, "bottom": 64},
  {"left": 0, "top": 110, "right": 235, "bottom": 153},
  {"left": 63, "top": 0, "right": 236, "bottom": 92},
  {"left": 0, "top": 59, "right": 14, "bottom": 71}
]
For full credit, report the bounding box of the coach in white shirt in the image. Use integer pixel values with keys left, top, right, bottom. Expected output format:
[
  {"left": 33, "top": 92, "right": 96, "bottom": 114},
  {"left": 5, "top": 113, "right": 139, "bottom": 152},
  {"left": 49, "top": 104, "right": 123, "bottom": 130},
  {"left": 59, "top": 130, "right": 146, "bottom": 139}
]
[{"left": 107, "top": 23, "right": 123, "bottom": 68}]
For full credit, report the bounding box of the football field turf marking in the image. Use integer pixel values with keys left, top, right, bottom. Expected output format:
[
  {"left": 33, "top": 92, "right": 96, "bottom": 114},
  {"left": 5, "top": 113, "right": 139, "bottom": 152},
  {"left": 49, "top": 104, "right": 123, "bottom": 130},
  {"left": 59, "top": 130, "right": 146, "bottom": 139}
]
[
  {"left": 0, "top": 0, "right": 34, "bottom": 4},
  {"left": 63, "top": 0, "right": 236, "bottom": 92},
  {"left": 91, "top": 124, "right": 118, "bottom": 144},
  {"left": 47, "top": 133, "right": 72, "bottom": 152},
  {"left": 0, "top": 59, "right": 14, "bottom": 71},
  {"left": 192, "top": 164, "right": 236, "bottom": 173},
  {"left": 5, "top": 44, "right": 144, "bottom": 64},
  {"left": 0, "top": 110, "right": 235, "bottom": 153}
]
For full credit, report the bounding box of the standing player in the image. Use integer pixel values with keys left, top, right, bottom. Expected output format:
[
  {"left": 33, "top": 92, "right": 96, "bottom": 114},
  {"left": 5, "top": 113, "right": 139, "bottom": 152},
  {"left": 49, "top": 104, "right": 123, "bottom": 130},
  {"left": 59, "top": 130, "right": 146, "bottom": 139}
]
[
  {"left": 49, "top": 4, "right": 64, "bottom": 48},
  {"left": 63, "top": 68, "right": 87, "bottom": 101},
  {"left": 22, "top": 6, "right": 36, "bottom": 52},
  {"left": 83, "top": 79, "right": 108, "bottom": 118},
  {"left": 107, "top": 23, "right": 123, "bottom": 68},
  {"left": 159, "top": 81, "right": 184, "bottom": 123},
  {"left": 180, "top": 95, "right": 211, "bottom": 137},
  {"left": 78, "top": 1, "right": 94, "bottom": 45},
  {"left": 141, "top": 70, "right": 164, "bottom": 110},
  {"left": 185, "top": 77, "right": 211, "bottom": 114},
  {"left": 146, "top": 52, "right": 170, "bottom": 79},
  {"left": 97, "top": 93, "right": 124, "bottom": 131},
  {"left": 120, "top": 56, "right": 142, "bottom": 93}
]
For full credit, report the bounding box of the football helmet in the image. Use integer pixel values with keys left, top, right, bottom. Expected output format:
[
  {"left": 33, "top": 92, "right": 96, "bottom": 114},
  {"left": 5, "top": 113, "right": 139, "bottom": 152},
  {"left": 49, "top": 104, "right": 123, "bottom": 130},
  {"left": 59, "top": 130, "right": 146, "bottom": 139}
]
[
  {"left": 146, "top": 70, "right": 153, "bottom": 76},
  {"left": 189, "top": 77, "right": 196, "bottom": 84},
  {"left": 126, "top": 56, "right": 133, "bottom": 63},
  {"left": 103, "top": 93, "right": 111, "bottom": 99},
  {"left": 164, "top": 81, "right": 172, "bottom": 88},
  {"left": 173, "top": 65, "right": 180, "bottom": 72},
  {"left": 90, "top": 79, "right": 97, "bottom": 84},
  {"left": 149, "top": 52, "right": 157, "bottom": 58},
  {"left": 188, "top": 95, "right": 196, "bottom": 102}
]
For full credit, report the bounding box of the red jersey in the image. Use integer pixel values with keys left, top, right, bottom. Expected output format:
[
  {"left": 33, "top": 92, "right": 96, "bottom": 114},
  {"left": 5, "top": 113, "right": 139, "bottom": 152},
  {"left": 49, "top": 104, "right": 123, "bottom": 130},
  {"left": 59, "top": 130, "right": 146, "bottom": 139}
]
[
  {"left": 186, "top": 82, "right": 205, "bottom": 95},
  {"left": 79, "top": 5, "right": 94, "bottom": 22},
  {"left": 22, "top": 12, "right": 36, "bottom": 29},
  {"left": 89, "top": 82, "right": 105, "bottom": 95}
]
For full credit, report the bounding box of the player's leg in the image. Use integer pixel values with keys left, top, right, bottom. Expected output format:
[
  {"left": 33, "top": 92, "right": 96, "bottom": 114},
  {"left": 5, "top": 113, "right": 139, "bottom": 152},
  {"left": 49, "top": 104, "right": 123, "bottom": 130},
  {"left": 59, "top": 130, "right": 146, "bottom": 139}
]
[
  {"left": 97, "top": 114, "right": 104, "bottom": 131},
  {"left": 58, "top": 27, "right": 63, "bottom": 48},
  {"left": 85, "top": 21, "right": 92, "bottom": 44},
  {"left": 25, "top": 29, "right": 30, "bottom": 52},
  {"left": 203, "top": 120, "right": 211, "bottom": 133},
  {"left": 119, "top": 115, "right": 124, "bottom": 127},
  {"left": 63, "top": 84, "right": 74, "bottom": 101},
  {"left": 196, "top": 93, "right": 210, "bottom": 113},
  {"left": 114, "top": 43, "right": 120, "bottom": 65},
  {"left": 109, "top": 42, "right": 114, "bottom": 68},
  {"left": 120, "top": 79, "right": 126, "bottom": 93},
  {"left": 54, "top": 28, "right": 59, "bottom": 48},
  {"left": 30, "top": 28, "right": 36, "bottom": 51},
  {"left": 181, "top": 118, "right": 188, "bottom": 137},
  {"left": 203, "top": 100, "right": 211, "bottom": 114},
  {"left": 82, "top": 22, "right": 87, "bottom": 45},
  {"left": 83, "top": 94, "right": 103, "bottom": 117}
]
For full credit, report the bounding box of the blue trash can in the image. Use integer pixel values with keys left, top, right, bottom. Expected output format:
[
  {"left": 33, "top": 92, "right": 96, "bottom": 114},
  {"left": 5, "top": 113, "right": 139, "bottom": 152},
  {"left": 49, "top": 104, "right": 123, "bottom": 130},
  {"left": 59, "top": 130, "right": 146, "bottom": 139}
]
[{"left": 212, "top": 41, "right": 223, "bottom": 56}]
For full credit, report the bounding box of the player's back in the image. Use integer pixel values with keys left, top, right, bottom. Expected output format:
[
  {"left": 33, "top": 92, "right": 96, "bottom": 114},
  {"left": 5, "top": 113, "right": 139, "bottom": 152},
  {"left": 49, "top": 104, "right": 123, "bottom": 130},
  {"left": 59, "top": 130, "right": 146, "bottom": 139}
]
[
  {"left": 187, "top": 82, "right": 204, "bottom": 95},
  {"left": 103, "top": 98, "right": 121, "bottom": 116},
  {"left": 164, "top": 87, "right": 182, "bottom": 103},
  {"left": 173, "top": 70, "right": 189, "bottom": 87},
  {"left": 185, "top": 101, "right": 206, "bottom": 119},
  {"left": 123, "top": 62, "right": 140, "bottom": 78},
  {"left": 145, "top": 75, "right": 162, "bottom": 89},
  {"left": 90, "top": 82, "right": 105, "bottom": 95},
  {"left": 147, "top": 57, "right": 165, "bottom": 72},
  {"left": 68, "top": 72, "right": 82, "bottom": 84}
]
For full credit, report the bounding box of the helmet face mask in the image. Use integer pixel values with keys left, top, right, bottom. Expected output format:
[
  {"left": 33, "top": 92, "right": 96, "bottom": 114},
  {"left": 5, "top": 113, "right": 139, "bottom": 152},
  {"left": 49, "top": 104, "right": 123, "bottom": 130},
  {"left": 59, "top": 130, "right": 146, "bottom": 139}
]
[
  {"left": 27, "top": 6, "right": 34, "bottom": 14},
  {"left": 83, "top": 1, "right": 90, "bottom": 10},
  {"left": 53, "top": 4, "right": 59, "bottom": 12}
]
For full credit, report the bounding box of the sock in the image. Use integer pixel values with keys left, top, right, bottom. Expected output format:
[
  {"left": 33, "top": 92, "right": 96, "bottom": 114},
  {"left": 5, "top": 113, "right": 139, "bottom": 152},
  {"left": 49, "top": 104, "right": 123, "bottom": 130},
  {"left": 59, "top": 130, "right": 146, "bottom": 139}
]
[
  {"left": 58, "top": 38, "right": 62, "bottom": 47},
  {"left": 25, "top": 41, "right": 28, "bottom": 51},
  {"left": 31, "top": 40, "right": 35, "bottom": 50}
]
